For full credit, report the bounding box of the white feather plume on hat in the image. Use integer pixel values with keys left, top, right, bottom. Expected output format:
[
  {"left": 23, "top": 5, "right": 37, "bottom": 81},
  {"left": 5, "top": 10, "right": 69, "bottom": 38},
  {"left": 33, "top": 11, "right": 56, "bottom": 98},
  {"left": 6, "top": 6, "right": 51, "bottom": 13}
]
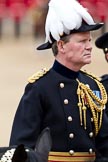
[{"left": 45, "top": 0, "right": 95, "bottom": 43}]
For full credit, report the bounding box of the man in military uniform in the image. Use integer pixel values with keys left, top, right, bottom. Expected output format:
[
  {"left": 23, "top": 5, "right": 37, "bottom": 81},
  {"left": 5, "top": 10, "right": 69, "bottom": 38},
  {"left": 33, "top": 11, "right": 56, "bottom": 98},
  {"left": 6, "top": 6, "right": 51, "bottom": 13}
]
[
  {"left": 95, "top": 32, "right": 108, "bottom": 94},
  {"left": 9, "top": 0, "right": 108, "bottom": 162}
]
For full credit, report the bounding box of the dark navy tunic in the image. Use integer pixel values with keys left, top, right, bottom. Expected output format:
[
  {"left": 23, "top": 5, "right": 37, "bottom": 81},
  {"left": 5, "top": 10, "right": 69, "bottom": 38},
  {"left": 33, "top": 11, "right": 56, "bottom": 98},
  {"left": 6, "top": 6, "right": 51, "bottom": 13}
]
[{"left": 9, "top": 60, "right": 108, "bottom": 158}]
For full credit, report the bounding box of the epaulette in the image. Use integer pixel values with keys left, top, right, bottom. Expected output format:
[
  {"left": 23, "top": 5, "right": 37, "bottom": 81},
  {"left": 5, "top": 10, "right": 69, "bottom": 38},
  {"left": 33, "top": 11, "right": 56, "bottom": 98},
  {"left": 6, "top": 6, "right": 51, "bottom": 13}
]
[
  {"left": 28, "top": 68, "right": 49, "bottom": 83},
  {"left": 80, "top": 69, "right": 101, "bottom": 81}
]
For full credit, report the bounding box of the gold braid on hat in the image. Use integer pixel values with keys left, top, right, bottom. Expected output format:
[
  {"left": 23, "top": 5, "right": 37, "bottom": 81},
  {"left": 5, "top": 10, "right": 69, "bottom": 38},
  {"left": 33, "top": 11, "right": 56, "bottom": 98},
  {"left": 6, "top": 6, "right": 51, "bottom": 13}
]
[{"left": 77, "top": 70, "right": 107, "bottom": 136}]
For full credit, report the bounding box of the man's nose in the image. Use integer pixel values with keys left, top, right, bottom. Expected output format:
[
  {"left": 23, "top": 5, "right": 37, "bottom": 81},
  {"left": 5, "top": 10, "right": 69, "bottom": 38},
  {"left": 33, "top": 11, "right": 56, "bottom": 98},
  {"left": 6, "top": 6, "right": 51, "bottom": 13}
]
[{"left": 86, "top": 41, "right": 92, "bottom": 50}]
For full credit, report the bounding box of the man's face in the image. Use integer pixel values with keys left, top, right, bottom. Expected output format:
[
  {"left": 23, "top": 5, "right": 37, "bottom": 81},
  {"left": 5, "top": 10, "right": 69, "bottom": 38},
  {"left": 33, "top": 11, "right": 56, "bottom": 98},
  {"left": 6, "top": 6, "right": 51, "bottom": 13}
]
[
  {"left": 105, "top": 53, "right": 108, "bottom": 63},
  {"left": 60, "top": 32, "right": 92, "bottom": 69}
]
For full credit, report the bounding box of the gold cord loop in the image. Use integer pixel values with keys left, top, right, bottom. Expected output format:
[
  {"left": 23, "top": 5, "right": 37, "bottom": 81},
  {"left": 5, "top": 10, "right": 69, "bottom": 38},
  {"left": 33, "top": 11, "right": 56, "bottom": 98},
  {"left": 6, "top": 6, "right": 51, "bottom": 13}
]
[{"left": 76, "top": 71, "right": 107, "bottom": 136}]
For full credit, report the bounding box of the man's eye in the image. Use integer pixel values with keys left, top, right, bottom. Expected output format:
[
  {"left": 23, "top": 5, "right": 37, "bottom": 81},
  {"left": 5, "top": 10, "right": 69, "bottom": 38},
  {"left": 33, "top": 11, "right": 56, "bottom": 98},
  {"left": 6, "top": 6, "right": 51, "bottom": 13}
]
[{"left": 79, "top": 40, "right": 86, "bottom": 43}]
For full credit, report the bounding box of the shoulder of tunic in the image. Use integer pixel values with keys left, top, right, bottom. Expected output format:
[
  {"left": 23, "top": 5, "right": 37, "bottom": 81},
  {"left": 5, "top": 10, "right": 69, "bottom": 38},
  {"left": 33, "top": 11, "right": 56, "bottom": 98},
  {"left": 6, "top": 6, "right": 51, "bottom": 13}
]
[
  {"left": 28, "top": 68, "right": 49, "bottom": 83},
  {"left": 80, "top": 69, "right": 101, "bottom": 81}
]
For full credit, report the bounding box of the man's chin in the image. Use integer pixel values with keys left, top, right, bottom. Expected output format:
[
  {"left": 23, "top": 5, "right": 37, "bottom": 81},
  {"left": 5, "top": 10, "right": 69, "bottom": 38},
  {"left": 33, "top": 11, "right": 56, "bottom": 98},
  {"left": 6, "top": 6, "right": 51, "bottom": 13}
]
[{"left": 85, "top": 60, "right": 91, "bottom": 64}]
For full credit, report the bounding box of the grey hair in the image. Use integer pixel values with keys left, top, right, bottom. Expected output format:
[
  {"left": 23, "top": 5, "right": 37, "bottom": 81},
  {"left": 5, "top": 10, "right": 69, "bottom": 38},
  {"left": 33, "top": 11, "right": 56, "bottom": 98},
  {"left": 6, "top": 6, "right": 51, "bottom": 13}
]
[{"left": 51, "top": 35, "right": 71, "bottom": 56}]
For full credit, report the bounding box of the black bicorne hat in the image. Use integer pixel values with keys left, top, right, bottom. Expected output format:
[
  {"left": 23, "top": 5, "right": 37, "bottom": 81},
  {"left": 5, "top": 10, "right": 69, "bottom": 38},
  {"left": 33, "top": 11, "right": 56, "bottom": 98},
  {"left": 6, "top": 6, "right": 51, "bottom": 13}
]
[
  {"left": 37, "top": 21, "right": 103, "bottom": 50},
  {"left": 95, "top": 32, "right": 108, "bottom": 54}
]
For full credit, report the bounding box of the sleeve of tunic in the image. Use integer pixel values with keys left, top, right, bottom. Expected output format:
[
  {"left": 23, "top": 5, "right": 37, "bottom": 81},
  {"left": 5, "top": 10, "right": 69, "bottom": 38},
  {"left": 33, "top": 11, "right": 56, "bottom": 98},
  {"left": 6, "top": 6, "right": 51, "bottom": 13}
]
[{"left": 9, "top": 82, "right": 44, "bottom": 149}]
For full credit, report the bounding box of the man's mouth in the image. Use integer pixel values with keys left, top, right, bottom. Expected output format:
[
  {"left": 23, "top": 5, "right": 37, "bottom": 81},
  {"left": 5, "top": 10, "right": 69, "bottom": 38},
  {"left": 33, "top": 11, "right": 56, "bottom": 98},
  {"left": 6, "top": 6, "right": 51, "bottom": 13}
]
[{"left": 84, "top": 53, "right": 91, "bottom": 56}]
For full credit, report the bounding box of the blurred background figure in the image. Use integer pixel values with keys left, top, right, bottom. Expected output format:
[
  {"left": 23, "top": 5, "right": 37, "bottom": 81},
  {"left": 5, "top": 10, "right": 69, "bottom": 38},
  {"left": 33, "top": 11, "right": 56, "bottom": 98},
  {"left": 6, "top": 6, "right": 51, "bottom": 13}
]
[
  {"left": 6, "top": 0, "right": 28, "bottom": 38},
  {"left": 0, "top": 0, "right": 7, "bottom": 38},
  {"left": 30, "top": 0, "right": 48, "bottom": 38},
  {"left": 0, "top": 0, "right": 49, "bottom": 38},
  {"left": 95, "top": 32, "right": 108, "bottom": 93}
]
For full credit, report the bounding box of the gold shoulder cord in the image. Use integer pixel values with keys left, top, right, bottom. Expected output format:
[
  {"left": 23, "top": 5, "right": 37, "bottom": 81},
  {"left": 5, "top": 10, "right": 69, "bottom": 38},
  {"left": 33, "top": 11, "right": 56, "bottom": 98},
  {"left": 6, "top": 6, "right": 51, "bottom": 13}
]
[
  {"left": 28, "top": 68, "right": 49, "bottom": 83},
  {"left": 77, "top": 70, "right": 107, "bottom": 136}
]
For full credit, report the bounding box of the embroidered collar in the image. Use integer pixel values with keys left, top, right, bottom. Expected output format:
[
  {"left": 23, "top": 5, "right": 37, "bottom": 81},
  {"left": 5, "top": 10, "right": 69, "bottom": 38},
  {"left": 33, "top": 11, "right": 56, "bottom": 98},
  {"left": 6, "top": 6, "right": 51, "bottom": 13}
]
[{"left": 52, "top": 60, "right": 79, "bottom": 79}]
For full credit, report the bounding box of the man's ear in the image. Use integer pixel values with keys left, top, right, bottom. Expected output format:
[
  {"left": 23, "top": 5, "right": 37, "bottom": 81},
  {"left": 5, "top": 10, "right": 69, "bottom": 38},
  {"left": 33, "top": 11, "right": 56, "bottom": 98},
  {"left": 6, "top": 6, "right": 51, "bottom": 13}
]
[{"left": 57, "top": 40, "right": 65, "bottom": 53}]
